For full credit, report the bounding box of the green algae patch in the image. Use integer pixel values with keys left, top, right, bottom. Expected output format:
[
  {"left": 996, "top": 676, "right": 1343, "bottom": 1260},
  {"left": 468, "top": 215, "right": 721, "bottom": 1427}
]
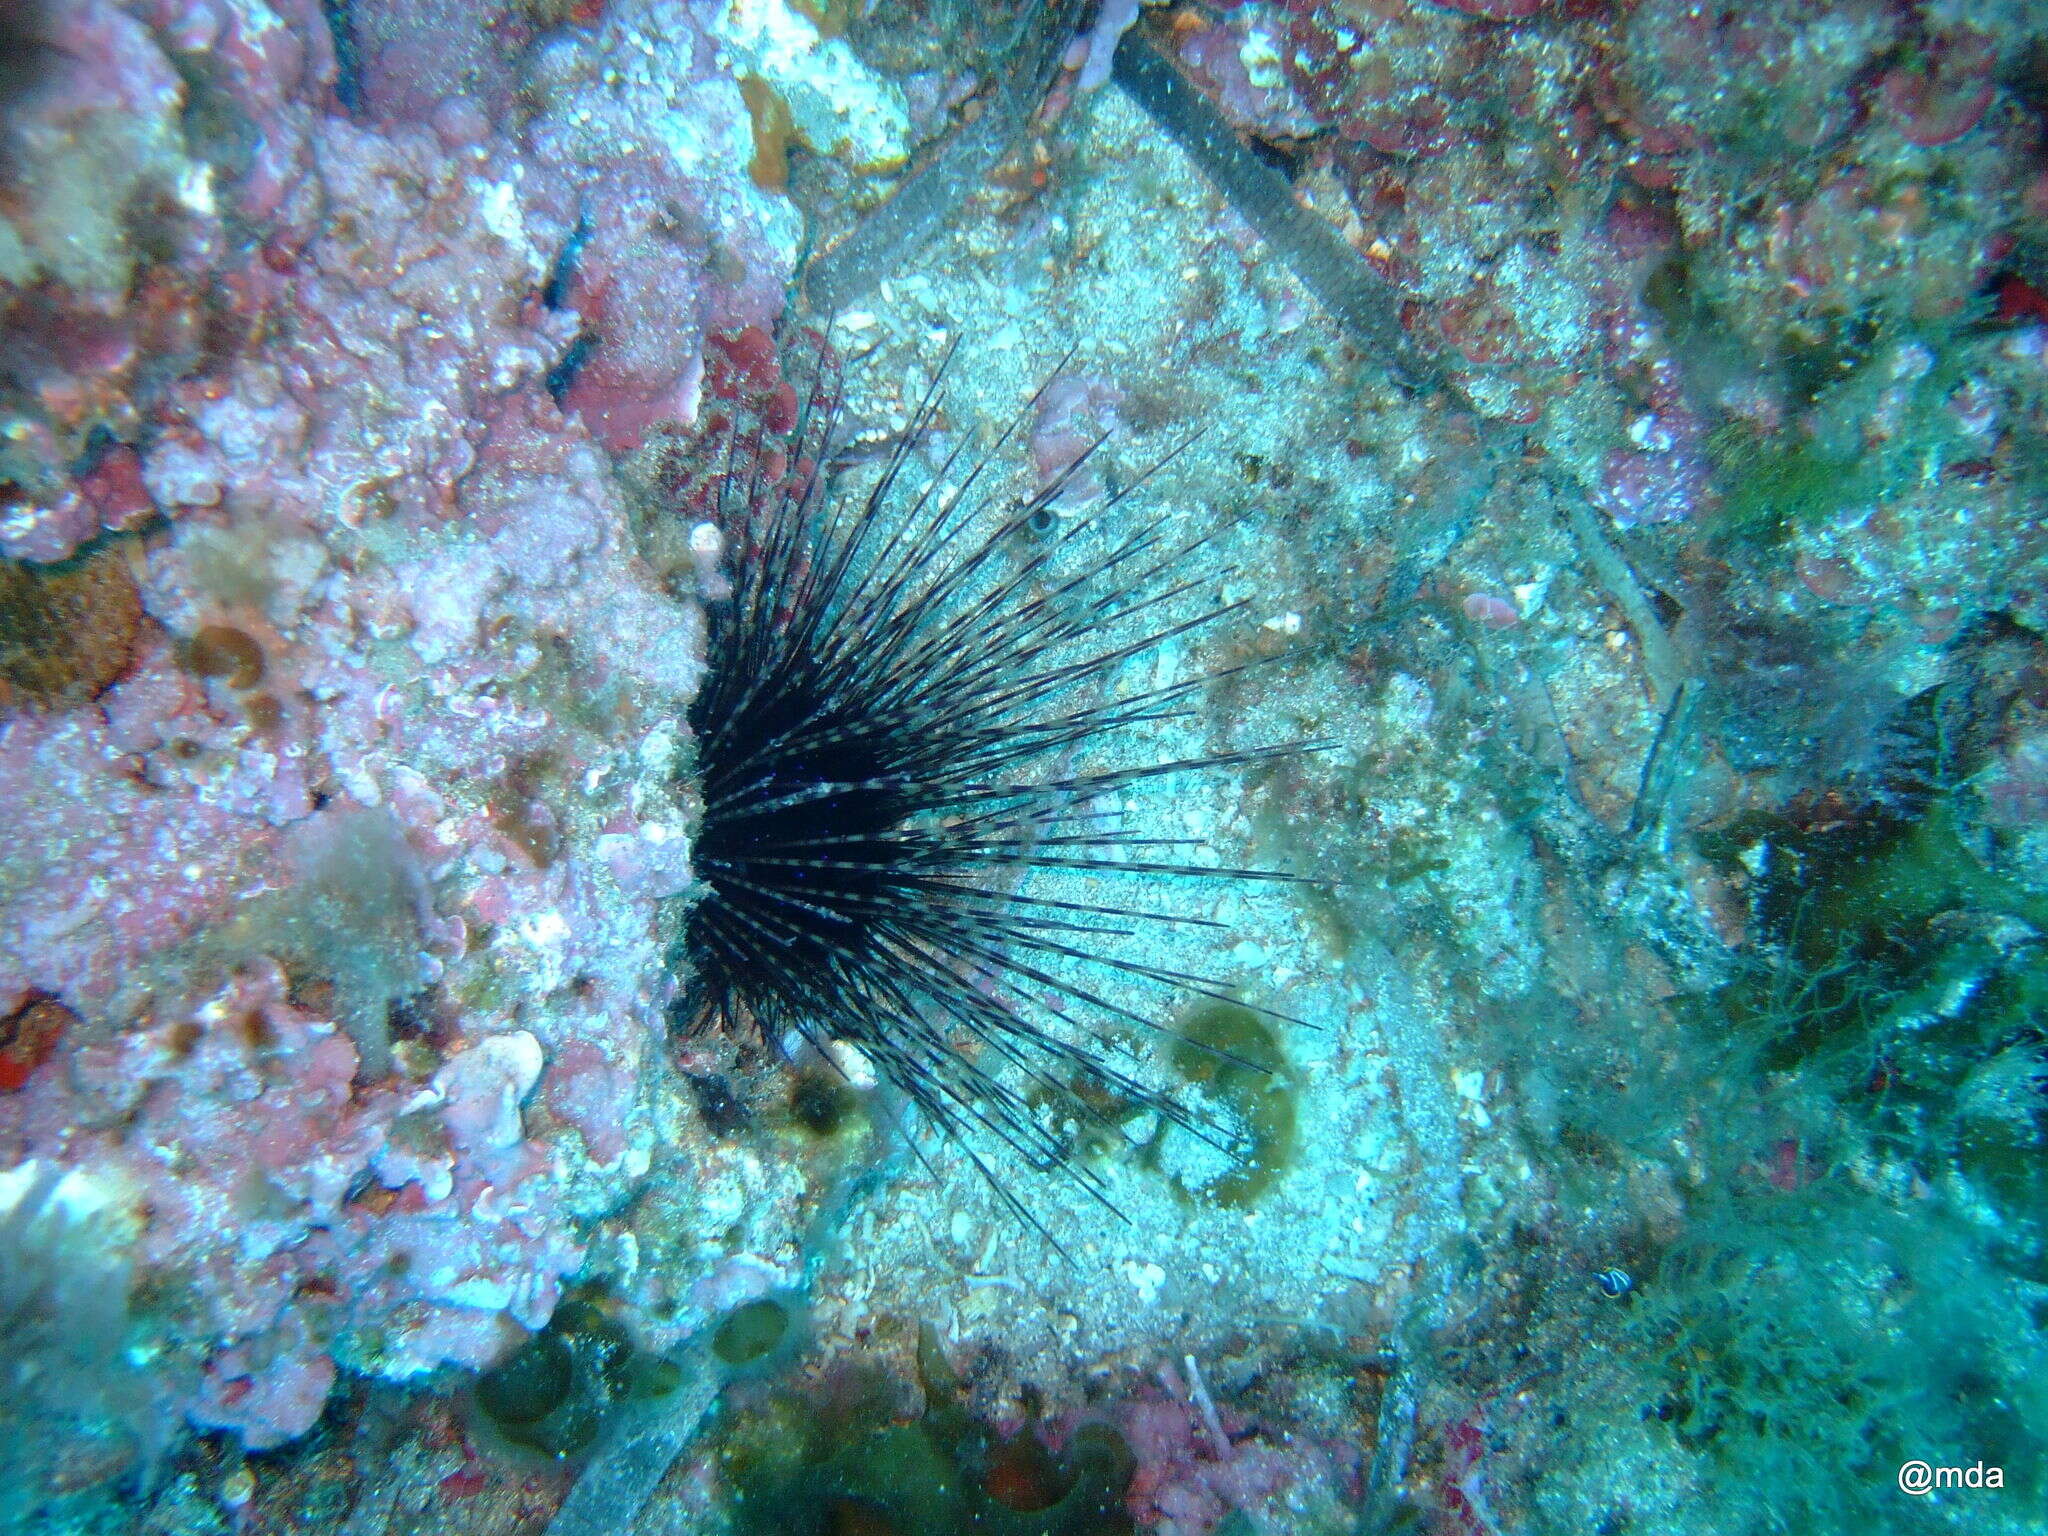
[
  {"left": 714, "top": 1297, "right": 794, "bottom": 1369},
  {"left": 713, "top": 1322, "right": 1135, "bottom": 1536},
  {"left": 1166, "top": 1002, "right": 1296, "bottom": 1209},
  {"left": 476, "top": 1329, "right": 575, "bottom": 1430},
  {"left": 1631, "top": 777, "right": 2048, "bottom": 1517},
  {"left": 1701, "top": 799, "right": 2048, "bottom": 1075},
  {"left": 471, "top": 1290, "right": 677, "bottom": 1462},
  {"left": 788, "top": 1068, "right": 862, "bottom": 1141},
  {"left": 1704, "top": 423, "right": 1874, "bottom": 546}
]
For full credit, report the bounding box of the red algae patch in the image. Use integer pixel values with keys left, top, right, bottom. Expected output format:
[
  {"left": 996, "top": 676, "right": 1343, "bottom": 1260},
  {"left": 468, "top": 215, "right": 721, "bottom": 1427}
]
[{"left": 0, "top": 994, "right": 73, "bottom": 1091}]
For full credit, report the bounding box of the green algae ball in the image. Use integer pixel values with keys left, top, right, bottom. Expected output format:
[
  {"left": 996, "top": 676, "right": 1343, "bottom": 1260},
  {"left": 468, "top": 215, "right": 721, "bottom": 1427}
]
[
  {"left": 472, "top": 1293, "right": 645, "bottom": 1460},
  {"left": 475, "top": 1332, "right": 573, "bottom": 1427},
  {"left": 714, "top": 1296, "right": 792, "bottom": 1367},
  {"left": 1168, "top": 1001, "right": 1296, "bottom": 1208}
]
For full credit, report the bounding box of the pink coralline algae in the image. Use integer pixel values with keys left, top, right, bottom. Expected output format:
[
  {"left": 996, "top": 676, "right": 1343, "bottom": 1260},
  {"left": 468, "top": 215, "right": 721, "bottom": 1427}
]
[
  {"left": 1073, "top": 0, "right": 1143, "bottom": 94},
  {"left": 1031, "top": 374, "right": 1125, "bottom": 505},
  {"left": 0, "top": 0, "right": 216, "bottom": 560},
  {"left": 1880, "top": 25, "right": 1998, "bottom": 149},
  {"left": 6, "top": 962, "right": 579, "bottom": 1447},
  {"left": 1, "top": 0, "right": 794, "bottom": 1452},
  {"left": 1172, "top": 18, "right": 1319, "bottom": 140},
  {"left": 1255, "top": 0, "right": 2043, "bottom": 545},
  {"left": 1461, "top": 591, "right": 1520, "bottom": 630},
  {"left": 1981, "top": 728, "right": 2048, "bottom": 827},
  {"left": 1106, "top": 1362, "right": 1356, "bottom": 1536}
]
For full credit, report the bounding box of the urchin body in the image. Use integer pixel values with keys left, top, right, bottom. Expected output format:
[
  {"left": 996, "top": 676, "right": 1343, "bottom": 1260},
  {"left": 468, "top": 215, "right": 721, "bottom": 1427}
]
[{"left": 676, "top": 343, "right": 1300, "bottom": 1228}]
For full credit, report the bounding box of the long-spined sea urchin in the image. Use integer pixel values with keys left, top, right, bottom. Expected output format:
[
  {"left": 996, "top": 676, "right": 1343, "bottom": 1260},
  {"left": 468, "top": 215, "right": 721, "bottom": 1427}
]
[{"left": 673, "top": 334, "right": 1309, "bottom": 1239}]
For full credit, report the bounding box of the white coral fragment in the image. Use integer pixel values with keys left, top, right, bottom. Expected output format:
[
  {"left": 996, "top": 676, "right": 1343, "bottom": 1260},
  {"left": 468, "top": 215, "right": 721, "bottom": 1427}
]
[
  {"left": 433, "top": 1030, "right": 546, "bottom": 1154},
  {"left": 714, "top": 0, "right": 911, "bottom": 172}
]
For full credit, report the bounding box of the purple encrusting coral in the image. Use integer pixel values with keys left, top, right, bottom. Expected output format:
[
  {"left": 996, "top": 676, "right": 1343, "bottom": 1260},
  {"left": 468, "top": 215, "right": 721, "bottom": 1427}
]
[{"left": 0, "top": 0, "right": 788, "bottom": 1452}]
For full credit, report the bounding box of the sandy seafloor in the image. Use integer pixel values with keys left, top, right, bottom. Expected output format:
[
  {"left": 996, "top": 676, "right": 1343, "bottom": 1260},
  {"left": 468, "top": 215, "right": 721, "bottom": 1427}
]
[
  {"left": 769, "top": 76, "right": 1701, "bottom": 1534},
  {"left": 796, "top": 79, "right": 1456, "bottom": 1368}
]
